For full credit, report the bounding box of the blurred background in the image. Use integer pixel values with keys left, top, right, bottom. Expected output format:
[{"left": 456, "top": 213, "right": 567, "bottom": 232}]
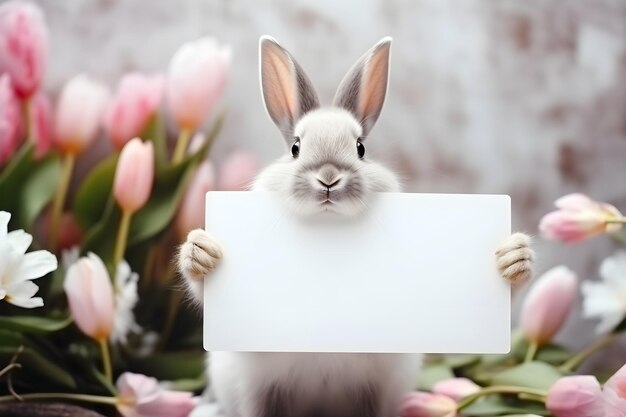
[{"left": 29, "top": 0, "right": 626, "bottom": 366}]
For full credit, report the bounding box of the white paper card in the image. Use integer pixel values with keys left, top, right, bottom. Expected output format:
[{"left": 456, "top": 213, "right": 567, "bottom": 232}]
[{"left": 204, "top": 192, "right": 511, "bottom": 353}]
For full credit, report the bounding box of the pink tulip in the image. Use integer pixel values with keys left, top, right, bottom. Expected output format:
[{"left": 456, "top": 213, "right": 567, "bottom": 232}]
[
  {"left": 218, "top": 151, "right": 258, "bottom": 191},
  {"left": 547, "top": 375, "right": 605, "bottom": 417},
  {"left": 604, "top": 363, "right": 626, "bottom": 417},
  {"left": 0, "top": 1, "right": 48, "bottom": 99},
  {"left": 64, "top": 253, "right": 115, "bottom": 341},
  {"left": 176, "top": 160, "right": 215, "bottom": 239},
  {"left": 540, "top": 193, "right": 623, "bottom": 243},
  {"left": 116, "top": 372, "right": 197, "bottom": 417},
  {"left": 54, "top": 74, "right": 110, "bottom": 155},
  {"left": 167, "top": 37, "right": 231, "bottom": 132},
  {"left": 30, "top": 92, "right": 52, "bottom": 158},
  {"left": 400, "top": 391, "right": 457, "bottom": 417},
  {"left": 432, "top": 378, "right": 481, "bottom": 401},
  {"left": 113, "top": 138, "right": 154, "bottom": 213},
  {"left": 520, "top": 266, "right": 578, "bottom": 345},
  {"left": 105, "top": 73, "right": 164, "bottom": 150},
  {"left": 0, "top": 74, "right": 21, "bottom": 166}
]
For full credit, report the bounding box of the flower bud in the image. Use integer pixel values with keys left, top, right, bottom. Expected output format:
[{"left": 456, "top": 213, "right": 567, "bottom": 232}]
[
  {"left": 520, "top": 265, "right": 578, "bottom": 345},
  {"left": 113, "top": 138, "right": 154, "bottom": 213}
]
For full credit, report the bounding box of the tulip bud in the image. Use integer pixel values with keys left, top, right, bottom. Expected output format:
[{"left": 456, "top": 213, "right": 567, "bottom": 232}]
[
  {"left": 64, "top": 253, "right": 115, "bottom": 341},
  {"left": 0, "top": 1, "right": 48, "bottom": 99},
  {"left": 520, "top": 266, "right": 578, "bottom": 345},
  {"left": 432, "top": 377, "right": 481, "bottom": 401},
  {"left": 116, "top": 372, "right": 197, "bottom": 417},
  {"left": 540, "top": 193, "right": 623, "bottom": 243},
  {"left": 105, "top": 73, "right": 164, "bottom": 150},
  {"left": 546, "top": 376, "right": 604, "bottom": 417},
  {"left": 218, "top": 151, "right": 258, "bottom": 191},
  {"left": 176, "top": 160, "right": 215, "bottom": 239},
  {"left": 113, "top": 138, "right": 154, "bottom": 214},
  {"left": 400, "top": 391, "right": 457, "bottom": 417},
  {"left": 30, "top": 92, "right": 52, "bottom": 158},
  {"left": 603, "top": 363, "right": 626, "bottom": 416},
  {"left": 167, "top": 37, "right": 231, "bottom": 132},
  {"left": 0, "top": 74, "right": 21, "bottom": 166},
  {"left": 54, "top": 74, "right": 110, "bottom": 155}
]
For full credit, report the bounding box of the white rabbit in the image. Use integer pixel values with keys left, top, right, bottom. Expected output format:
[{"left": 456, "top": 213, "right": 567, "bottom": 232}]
[{"left": 178, "top": 36, "right": 534, "bottom": 417}]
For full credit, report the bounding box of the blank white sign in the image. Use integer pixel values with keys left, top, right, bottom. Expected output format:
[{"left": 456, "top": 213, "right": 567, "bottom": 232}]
[{"left": 204, "top": 192, "right": 511, "bottom": 353}]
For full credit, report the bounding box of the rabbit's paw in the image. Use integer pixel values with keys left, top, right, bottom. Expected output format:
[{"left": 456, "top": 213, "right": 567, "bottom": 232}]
[
  {"left": 178, "top": 229, "right": 223, "bottom": 281},
  {"left": 495, "top": 233, "right": 534, "bottom": 284}
]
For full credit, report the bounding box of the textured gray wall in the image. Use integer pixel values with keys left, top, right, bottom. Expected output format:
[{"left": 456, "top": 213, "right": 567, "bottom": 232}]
[{"left": 33, "top": 0, "right": 626, "bottom": 365}]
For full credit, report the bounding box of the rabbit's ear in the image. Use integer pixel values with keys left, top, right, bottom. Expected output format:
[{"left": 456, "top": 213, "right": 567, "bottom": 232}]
[
  {"left": 260, "top": 36, "right": 320, "bottom": 139},
  {"left": 333, "top": 37, "right": 392, "bottom": 136}
]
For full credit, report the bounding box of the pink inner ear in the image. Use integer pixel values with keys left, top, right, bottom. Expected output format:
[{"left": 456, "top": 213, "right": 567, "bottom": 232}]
[
  {"left": 359, "top": 45, "right": 390, "bottom": 121},
  {"left": 262, "top": 43, "right": 298, "bottom": 123}
]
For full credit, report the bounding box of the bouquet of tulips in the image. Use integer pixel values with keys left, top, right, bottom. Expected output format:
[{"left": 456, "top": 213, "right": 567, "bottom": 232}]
[
  {"left": 404, "top": 194, "right": 626, "bottom": 417},
  {"left": 0, "top": 1, "right": 257, "bottom": 416},
  {"left": 1, "top": 2, "right": 625, "bottom": 417}
]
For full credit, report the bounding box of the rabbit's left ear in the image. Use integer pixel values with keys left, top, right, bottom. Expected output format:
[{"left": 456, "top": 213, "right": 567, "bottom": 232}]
[{"left": 333, "top": 37, "right": 392, "bottom": 136}]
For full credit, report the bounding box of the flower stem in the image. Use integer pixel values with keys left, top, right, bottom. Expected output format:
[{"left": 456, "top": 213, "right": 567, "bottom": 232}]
[
  {"left": 456, "top": 385, "right": 548, "bottom": 411},
  {"left": 525, "top": 340, "right": 539, "bottom": 362},
  {"left": 607, "top": 217, "right": 626, "bottom": 224},
  {"left": 0, "top": 392, "right": 118, "bottom": 405},
  {"left": 49, "top": 153, "right": 75, "bottom": 251},
  {"left": 559, "top": 332, "right": 619, "bottom": 372},
  {"left": 113, "top": 209, "right": 132, "bottom": 268},
  {"left": 99, "top": 338, "right": 113, "bottom": 384},
  {"left": 21, "top": 98, "right": 34, "bottom": 144},
  {"left": 156, "top": 265, "right": 181, "bottom": 351},
  {"left": 171, "top": 129, "right": 192, "bottom": 164}
]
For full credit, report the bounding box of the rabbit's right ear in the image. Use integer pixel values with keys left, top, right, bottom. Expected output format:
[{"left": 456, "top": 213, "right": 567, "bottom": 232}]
[{"left": 260, "top": 36, "right": 320, "bottom": 139}]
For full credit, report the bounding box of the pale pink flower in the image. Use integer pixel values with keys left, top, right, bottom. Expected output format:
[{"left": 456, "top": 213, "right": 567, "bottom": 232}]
[
  {"left": 113, "top": 138, "right": 154, "bottom": 213},
  {"left": 546, "top": 375, "right": 605, "bottom": 417},
  {"left": 64, "top": 253, "right": 115, "bottom": 341},
  {"left": 0, "top": 0, "right": 48, "bottom": 99},
  {"left": 30, "top": 92, "right": 52, "bottom": 158},
  {"left": 400, "top": 391, "right": 457, "bottom": 417},
  {"left": 105, "top": 73, "right": 164, "bottom": 150},
  {"left": 540, "top": 193, "right": 623, "bottom": 243},
  {"left": 603, "top": 363, "right": 626, "bottom": 417},
  {"left": 54, "top": 74, "right": 110, "bottom": 155},
  {"left": 0, "top": 74, "right": 21, "bottom": 166},
  {"left": 116, "top": 372, "right": 197, "bottom": 417},
  {"left": 520, "top": 266, "right": 578, "bottom": 345},
  {"left": 167, "top": 37, "right": 231, "bottom": 131},
  {"left": 175, "top": 160, "right": 215, "bottom": 239},
  {"left": 432, "top": 377, "right": 481, "bottom": 402},
  {"left": 218, "top": 151, "right": 258, "bottom": 191}
]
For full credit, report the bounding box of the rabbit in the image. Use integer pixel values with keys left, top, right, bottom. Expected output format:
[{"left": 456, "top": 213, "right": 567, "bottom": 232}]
[{"left": 178, "top": 35, "right": 535, "bottom": 417}]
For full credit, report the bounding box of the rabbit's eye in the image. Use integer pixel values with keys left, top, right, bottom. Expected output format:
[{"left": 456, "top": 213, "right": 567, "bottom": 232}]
[
  {"left": 357, "top": 140, "right": 365, "bottom": 159},
  {"left": 291, "top": 138, "right": 300, "bottom": 158}
]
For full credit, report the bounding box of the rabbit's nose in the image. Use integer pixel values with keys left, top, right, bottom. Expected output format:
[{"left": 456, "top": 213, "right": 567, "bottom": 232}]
[{"left": 317, "top": 178, "right": 341, "bottom": 189}]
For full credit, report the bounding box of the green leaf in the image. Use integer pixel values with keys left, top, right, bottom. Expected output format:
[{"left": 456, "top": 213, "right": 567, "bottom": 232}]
[
  {"left": 19, "top": 153, "right": 61, "bottom": 229},
  {"left": 141, "top": 113, "right": 167, "bottom": 167},
  {"left": 491, "top": 361, "right": 563, "bottom": 391},
  {"left": 0, "top": 316, "right": 72, "bottom": 333},
  {"left": 463, "top": 396, "right": 549, "bottom": 416},
  {"left": 128, "top": 350, "right": 206, "bottom": 381},
  {"left": 416, "top": 364, "right": 455, "bottom": 390},
  {"left": 80, "top": 198, "right": 120, "bottom": 263},
  {"left": 535, "top": 344, "right": 573, "bottom": 365},
  {"left": 442, "top": 354, "right": 480, "bottom": 369},
  {"left": 0, "top": 329, "right": 76, "bottom": 389},
  {"left": 165, "top": 375, "right": 207, "bottom": 392},
  {"left": 74, "top": 155, "right": 118, "bottom": 229}
]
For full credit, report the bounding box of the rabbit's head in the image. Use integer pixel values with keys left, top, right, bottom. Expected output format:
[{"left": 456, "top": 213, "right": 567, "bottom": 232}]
[{"left": 253, "top": 36, "right": 399, "bottom": 217}]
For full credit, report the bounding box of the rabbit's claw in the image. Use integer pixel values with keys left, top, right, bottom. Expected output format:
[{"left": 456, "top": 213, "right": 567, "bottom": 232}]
[
  {"left": 495, "top": 232, "right": 534, "bottom": 284},
  {"left": 178, "top": 229, "right": 223, "bottom": 281}
]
